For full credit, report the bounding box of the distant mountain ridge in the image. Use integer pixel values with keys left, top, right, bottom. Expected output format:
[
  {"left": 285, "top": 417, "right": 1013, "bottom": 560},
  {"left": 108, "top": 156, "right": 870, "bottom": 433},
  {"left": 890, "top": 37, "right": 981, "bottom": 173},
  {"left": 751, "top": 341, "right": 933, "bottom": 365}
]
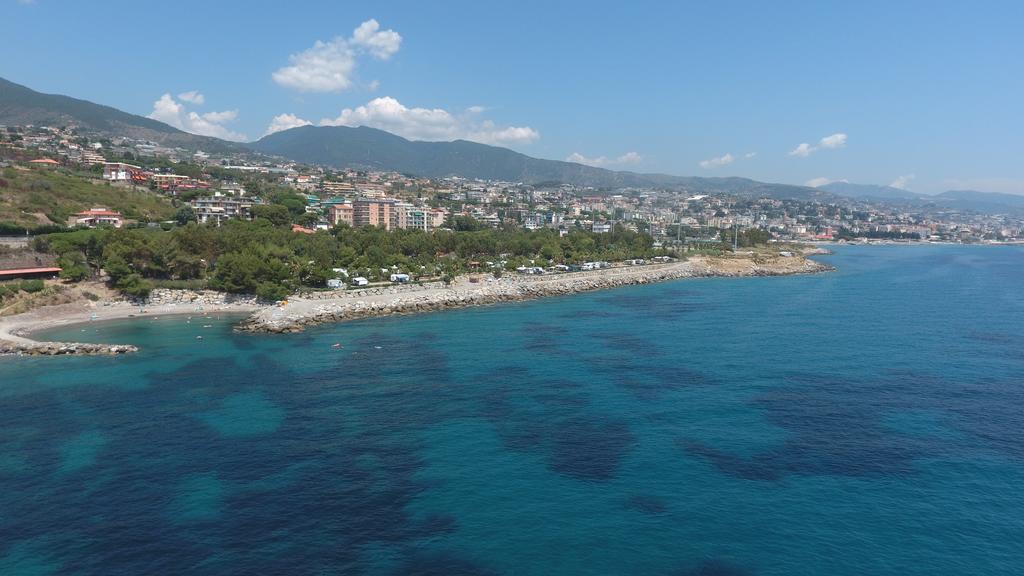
[
  {"left": 930, "top": 189, "right": 1024, "bottom": 214},
  {"left": 252, "top": 124, "right": 826, "bottom": 197},
  {"left": 820, "top": 182, "right": 922, "bottom": 201},
  {"left": 823, "top": 181, "right": 1024, "bottom": 215},
  {"left": 0, "top": 77, "right": 242, "bottom": 152}
]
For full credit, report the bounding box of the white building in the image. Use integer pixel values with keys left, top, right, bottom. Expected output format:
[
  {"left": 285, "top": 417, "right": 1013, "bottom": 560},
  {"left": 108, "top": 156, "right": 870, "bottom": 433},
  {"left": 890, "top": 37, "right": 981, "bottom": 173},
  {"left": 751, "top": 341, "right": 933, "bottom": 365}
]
[{"left": 103, "top": 162, "right": 142, "bottom": 182}]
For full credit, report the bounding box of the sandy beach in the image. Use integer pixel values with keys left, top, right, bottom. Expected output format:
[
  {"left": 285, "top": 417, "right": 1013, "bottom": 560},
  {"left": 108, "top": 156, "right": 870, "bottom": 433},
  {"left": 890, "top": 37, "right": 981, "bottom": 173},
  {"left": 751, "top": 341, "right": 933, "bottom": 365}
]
[{"left": 0, "top": 299, "right": 259, "bottom": 355}]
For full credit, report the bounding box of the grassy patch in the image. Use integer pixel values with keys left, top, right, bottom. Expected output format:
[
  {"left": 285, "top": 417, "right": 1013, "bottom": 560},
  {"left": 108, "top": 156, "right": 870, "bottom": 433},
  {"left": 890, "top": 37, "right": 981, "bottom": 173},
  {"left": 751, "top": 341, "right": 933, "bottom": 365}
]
[{"left": 0, "top": 166, "right": 175, "bottom": 227}]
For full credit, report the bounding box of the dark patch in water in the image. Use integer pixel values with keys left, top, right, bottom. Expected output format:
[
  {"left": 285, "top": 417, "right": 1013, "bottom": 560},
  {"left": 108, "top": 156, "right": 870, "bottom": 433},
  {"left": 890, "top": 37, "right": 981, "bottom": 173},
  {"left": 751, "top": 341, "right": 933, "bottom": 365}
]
[
  {"left": 521, "top": 322, "right": 576, "bottom": 356},
  {"left": 682, "top": 370, "right": 1016, "bottom": 480},
  {"left": 590, "top": 332, "right": 661, "bottom": 357},
  {"left": 558, "top": 309, "right": 623, "bottom": 320},
  {"left": 587, "top": 353, "right": 715, "bottom": 399},
  {"left": 393, "top": 552, "right": 501, "bottom": 576},
  {"left": 0, "top": 330, "right": 475, "bottom": 574},
  {"left": 412, "top": 513, "right": 459, "bottom": 536},
  {"left": 597, "top": 293, "right": 712, "bottom": 321},
  {"left": 550, "top": 416, "right": 636, "bottom": 481},
  {"left": 964, "top": 330, "right": 1024, "bottom": 347},
  {"left": 626, "top": 494, "right": 668, "bottom": 515},
  {"left": 676, "top": 559, "right": 757, "bottom": 576},
  {"left": 680, "top": 440, "right": 782, "bottom": 482}
]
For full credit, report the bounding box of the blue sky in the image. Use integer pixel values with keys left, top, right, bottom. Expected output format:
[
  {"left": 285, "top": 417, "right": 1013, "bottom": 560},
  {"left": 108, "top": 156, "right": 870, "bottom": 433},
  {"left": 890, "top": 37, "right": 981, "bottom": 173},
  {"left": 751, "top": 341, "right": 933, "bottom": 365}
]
[{"left": 5, "top": 0, "right": 1024, "bottom": 193}]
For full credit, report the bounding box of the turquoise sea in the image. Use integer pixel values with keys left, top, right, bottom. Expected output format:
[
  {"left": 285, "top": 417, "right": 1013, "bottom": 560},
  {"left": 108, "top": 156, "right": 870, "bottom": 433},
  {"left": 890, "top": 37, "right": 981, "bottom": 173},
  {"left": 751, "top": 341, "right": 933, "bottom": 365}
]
[{"left": 1, "top": 245, "right": 1023, "bottom": 575}]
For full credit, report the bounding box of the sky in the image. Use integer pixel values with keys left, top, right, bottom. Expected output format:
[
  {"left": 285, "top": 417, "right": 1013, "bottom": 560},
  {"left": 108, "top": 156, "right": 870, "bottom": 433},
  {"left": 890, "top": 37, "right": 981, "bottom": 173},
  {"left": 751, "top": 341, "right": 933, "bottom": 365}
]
[{"left": 4, "top": 0, "right": 1024, "bottom": 194}]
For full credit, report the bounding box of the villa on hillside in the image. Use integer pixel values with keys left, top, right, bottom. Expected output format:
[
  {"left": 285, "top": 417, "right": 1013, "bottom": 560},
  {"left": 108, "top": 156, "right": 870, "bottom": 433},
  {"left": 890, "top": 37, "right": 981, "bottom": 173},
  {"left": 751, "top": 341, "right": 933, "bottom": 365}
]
[{"left": 68, "top": 208, "right": 123, "bottom": 228}]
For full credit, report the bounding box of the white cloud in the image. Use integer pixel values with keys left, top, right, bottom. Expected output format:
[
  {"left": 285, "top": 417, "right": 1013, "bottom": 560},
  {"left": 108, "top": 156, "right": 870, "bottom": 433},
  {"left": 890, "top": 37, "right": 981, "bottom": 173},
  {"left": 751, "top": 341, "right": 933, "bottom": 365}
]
[
  {"left": 789, "top": 142, "right": 815, "bottom": 157},
  {"left": 177, "top": 90, "right": 205, "bottom": 105},
  {"left": 264, "top": 113, "right": 313, "bottom": 137},
  {"left": 745, "top": 152, "right": 757, "bottom": 158},
  {"left": 350, "top": 19, "right": 402, "bottom": 60},
  {"left": 819, "top": 132, "right": 847, "bottom": 149},
  {"left": 200, "top": 110, "right": 237, "bottom": 124},
  {"left": 790, "top": 132, "right": 848, "bottom": 157},
  {"left": 617, "top": 151, "right": 643, "bottom": 165},
  {"left": 805, "top": 177, "right": 838, "bottom": 188},
  {"left": 566, "top": 151, "right": 643, "bottom": 167},
  {"left": 147, "top": 93, "right": 247, "bottom": 141},
  {"left": 319, "top": 96, "right": 539, "bottom": 145},
  {"left": 273, "top": 38, "right": 356, "bottom": 92},
  {"left": 368, "top": 79, "right": 380, "bottom": 92},
  {"left": 272, "top": 19, "right": 401, "bottom": 92},
  {"left": 889, "top": 173, "right": 915, "bottom": 190},
  {"left": 699, "top": 153, "right": 735, "bottom": 169}
]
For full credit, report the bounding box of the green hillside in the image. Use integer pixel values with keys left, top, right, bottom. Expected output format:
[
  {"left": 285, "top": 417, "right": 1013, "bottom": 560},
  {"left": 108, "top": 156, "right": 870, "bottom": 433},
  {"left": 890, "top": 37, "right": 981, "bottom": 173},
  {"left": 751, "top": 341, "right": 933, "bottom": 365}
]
[
  {"left": 0, "top": 165, "right": 175, "bottom": 228},
  {"left": 0, "top": 77, "right": 244, "bottom": 153}
]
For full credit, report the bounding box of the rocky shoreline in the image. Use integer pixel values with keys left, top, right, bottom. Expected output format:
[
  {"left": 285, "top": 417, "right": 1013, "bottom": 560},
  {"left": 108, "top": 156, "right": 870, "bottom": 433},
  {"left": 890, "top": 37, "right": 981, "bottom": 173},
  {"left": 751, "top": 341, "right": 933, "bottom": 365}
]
[
  {"left": 0, "top": 340, "right": 138, "bottom": 356},
  {"left": 0, "top": 253, "right": 832, "bottom": 355},
  {"left": 237, "top": 255, "right": 833, "bottom": 334}
]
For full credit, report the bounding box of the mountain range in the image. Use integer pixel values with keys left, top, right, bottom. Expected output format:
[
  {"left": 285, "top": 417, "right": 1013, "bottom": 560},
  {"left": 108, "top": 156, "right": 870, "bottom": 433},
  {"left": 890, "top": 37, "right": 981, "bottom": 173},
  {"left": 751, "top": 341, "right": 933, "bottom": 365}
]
[
  {"left": 819, "top": 182, "right": 922, "bottom": 201},
  {"left": 250, "top": 125, "right": 827, "bottom": 197},
  {"left": 0, "top": 76, "right": 822, "bottom": 197},
  {"left": 1, "top": 75, "right": 1021, "bottom": 213}
]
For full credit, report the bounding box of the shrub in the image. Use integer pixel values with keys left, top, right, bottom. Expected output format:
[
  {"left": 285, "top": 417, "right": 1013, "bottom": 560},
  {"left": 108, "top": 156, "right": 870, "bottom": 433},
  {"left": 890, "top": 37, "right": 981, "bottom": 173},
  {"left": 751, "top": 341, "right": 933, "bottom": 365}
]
[
  {"left": 19, "top": 279, "right": 45, "bottom": 293},
  {"left": 115, "top": 273, "right": 152, "bottom": 298},
  {"left": 58, "top": 253, "right": 89, "bottom": 282},
  {"left": 256, "top": 281, "right": 289, "bottom": 302}
]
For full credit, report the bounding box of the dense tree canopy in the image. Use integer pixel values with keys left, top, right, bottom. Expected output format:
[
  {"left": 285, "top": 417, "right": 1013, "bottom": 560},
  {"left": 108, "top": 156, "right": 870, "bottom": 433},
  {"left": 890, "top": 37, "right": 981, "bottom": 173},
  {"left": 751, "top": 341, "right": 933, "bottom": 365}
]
[{"left": 33, "top": 221, "right": 660, "bottom": 299}]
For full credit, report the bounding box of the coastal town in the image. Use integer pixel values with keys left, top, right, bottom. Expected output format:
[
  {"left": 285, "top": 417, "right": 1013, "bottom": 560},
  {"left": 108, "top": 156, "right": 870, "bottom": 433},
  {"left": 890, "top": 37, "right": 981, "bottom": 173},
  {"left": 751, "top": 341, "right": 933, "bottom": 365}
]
[{"left": 3, "top": 124, "right": 1022, "bottom": 245}]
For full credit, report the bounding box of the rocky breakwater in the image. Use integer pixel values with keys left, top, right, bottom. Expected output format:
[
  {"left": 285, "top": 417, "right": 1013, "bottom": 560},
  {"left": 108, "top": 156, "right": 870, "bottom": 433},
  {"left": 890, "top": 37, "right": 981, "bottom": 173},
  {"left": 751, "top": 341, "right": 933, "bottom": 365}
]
[
  {"left": 0, "top": 339, "right": 137, "bottom": 356},
  {"left": 237, "top": 255, "right": 832, "bottom": 334}
]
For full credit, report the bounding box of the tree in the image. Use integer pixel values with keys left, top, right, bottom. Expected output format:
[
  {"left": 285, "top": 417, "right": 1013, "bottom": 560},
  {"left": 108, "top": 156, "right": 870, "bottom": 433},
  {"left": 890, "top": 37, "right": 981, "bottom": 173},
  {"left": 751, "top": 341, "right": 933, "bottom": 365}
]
[
  {"left": 174, "top": 206, "right": 196, "bottom": 226},
  {"left": 256, "top": 281, "right": 289, "bottom": 302},
  {"left": 295, "top": 212, "right": 320, "bottom": 227},
  {"left": 115, "top": 273, "right": 152, "bottom": 298},
  {"left": 58, "top": 252, "right": 89, "bottom": 281},
  {"left": 251, "top": 204, "right": 292, "bottom": 226}
]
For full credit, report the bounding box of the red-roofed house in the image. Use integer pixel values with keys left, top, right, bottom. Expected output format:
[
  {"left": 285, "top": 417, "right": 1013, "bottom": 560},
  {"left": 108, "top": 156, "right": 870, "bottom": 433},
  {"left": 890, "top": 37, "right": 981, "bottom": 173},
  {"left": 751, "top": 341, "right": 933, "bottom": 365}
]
[{"left": 68, "top": 208, "right": 123, "bottom": 228}]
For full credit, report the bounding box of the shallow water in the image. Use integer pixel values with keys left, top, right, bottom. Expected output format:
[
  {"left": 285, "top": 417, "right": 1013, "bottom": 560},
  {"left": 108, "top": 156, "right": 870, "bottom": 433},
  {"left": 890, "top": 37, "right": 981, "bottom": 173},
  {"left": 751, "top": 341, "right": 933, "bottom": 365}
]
[{"left": 2, "top": 245, "right": 1023, "bottom": 575}]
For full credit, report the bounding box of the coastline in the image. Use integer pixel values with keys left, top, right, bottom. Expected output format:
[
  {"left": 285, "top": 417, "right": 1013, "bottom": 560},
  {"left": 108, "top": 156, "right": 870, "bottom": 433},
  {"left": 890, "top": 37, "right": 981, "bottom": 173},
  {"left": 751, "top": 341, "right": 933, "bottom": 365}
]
[
  {"left": 237, "top": 253, "right": 832, "bottom": 334},
  {"left": 0, "top": 300, "right": 259, "bottom": 356},
  {"left": 0, "top": 252, "right": 832, "bottom": 355}
]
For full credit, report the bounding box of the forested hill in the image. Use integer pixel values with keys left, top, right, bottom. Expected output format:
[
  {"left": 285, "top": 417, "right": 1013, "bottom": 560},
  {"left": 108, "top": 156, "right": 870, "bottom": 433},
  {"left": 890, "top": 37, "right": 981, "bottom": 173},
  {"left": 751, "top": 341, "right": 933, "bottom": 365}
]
[{"left": 0, "top": 77, "right": 243, "bottom": 153}]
